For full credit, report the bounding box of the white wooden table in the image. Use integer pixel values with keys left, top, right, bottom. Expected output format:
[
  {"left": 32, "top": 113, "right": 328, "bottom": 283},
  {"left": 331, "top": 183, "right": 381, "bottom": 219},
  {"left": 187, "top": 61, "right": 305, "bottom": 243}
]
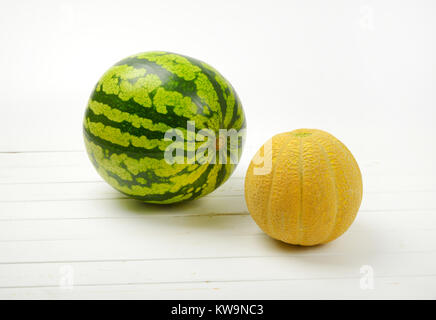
[
  {"left": 0, "top": 149, "right": 435, "bottom": 299},
  {"left": 1, "top": 0, "right": 435, "bottom": 299}
]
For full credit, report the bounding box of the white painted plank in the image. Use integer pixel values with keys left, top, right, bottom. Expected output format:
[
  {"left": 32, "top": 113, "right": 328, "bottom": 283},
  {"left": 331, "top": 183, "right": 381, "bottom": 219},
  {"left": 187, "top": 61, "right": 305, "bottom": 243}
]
[
  {"left": 1, "top": 276, "right": 435, "bottom": 300},
  {"left": 0, "top": 252, "right": 435, "bottom": 289},
  {"left": 0, "top": 212, "right": 435, "bottom": 264},
  {"left": 0, "top": 151, "right": 248, "bottom": 183},
  {"left": 0, "top": 210, "right": 435, "bottom": 242},
  {"left": 1, "top": 152, "right": 435, "bottom": 192},
  {"left": 0, "top": 198, "right": 248, "bottom": 221},
  {"left": 0, "top": 146, "right": 434, "bottom": 300},
  {"left": 0, "top": 172, "right": 246, "bottom": 203},
  {"left": 1, "top": 181, "right": 435, "bottom": 213},
  {"left": 1, "top": 164, "right": 435, "bottom": 221},
  {"left": 3, "top": 196, "right": 433, "bottom": 222}
]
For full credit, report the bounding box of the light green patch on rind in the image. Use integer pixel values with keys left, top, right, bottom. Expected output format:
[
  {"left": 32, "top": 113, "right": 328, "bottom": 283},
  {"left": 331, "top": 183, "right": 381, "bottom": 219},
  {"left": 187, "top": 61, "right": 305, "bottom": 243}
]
[
  {"left": 97, "top": 65, "right": 145, "bottom": 93},
  {"left": 96, "top": 65, "right": 161, "bottom": 108},
  {"left": 152, "top": 87, "right": 213, "bottom": 129},
  {"left": 85, "top": 137, "right": 214, "bottom": 201},
  {"left": 123, "top": 155, "right": 199, "bottom": 178},
  {"left": 153, "top": 87, "right": 196, "bottom": 115},
  {"left": 136, "top": 52, "right": 201, "bottom": 81},
  {"left": 84, "top": 138, "right": 133, "bottom": 181},
  {"left": 85, "top": 138, "right": 198, "bottom": 179},
  {"left": 198, "top": 163, "right": 221, "bottom": 194},
  {"left": 133, "top": 52, "right": 222, "bottom": 126},
  {"left": 202, "top": 105, "right": 211, "bottom": 116},
  {"left": 199, "top": 62, "right": 244, "bottom": 130},
  {"left": 167, "top": 163, "right": 209, "bottom": 192},
  {"left": 84, "top": 118, "right": 171, "bottom": 151},
  {"left": 118, "top": 74, "right": 161, "bottom": 106},
  {"left": 95, "top": 165, "right": 196, "bottom": 203},
  {"left": 150, "top": 192, "right": 193, "bottom": 204},
  {"left": 232, "top": 111, "right": 245, "bottom": 130},
  {"left": 88, "top": 100, "right": 173, "bottom": 132},
  {"left": 215, "top": 75, "right": 235, "bottom": 128},
  {"left": 194, "top": 73, "right": 221, "bottom": 115},
  {"left": 200, "top": 62, "right": 233, "bottom": 124}
]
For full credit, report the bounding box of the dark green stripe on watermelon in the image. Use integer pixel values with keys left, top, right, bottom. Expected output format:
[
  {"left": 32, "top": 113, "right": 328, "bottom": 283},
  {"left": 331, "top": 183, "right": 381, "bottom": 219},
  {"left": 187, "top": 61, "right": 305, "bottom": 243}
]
[
  {"left": 228, "top": 87, "right": 245, "bottom": 130},
  {"left": 83, "top": 128, "right": 166, "bottom": 160},
  {"left": 108, "top": 162, "right": 216, "bottom": 203},
  {"left": 214, "top": 164, "right": 228, "bottom": 190},
  {"left": 85, "top": 107, "right": 166, "bottom": 141},
  {"left": 186, "top": 58, "right": 229, "bottom": 125},
  {"left": 91, "top": 90, "right": 202, "bottom": 134},
  {"left": 115, "top": 56, "right": 213, "bottom": 117}
]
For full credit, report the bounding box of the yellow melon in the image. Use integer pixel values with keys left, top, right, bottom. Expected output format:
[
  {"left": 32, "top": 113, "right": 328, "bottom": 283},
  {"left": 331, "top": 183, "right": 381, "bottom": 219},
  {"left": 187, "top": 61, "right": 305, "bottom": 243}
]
[{"left": 244, "top": 129, "right": 363, "bottom": 246}]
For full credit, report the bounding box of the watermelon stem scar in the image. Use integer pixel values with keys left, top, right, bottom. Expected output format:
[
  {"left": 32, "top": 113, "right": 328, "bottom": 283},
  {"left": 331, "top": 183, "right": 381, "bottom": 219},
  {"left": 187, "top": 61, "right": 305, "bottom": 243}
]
[
  {"left": 163, "top": 120, "right": 246, "bottom": 165},
  {"left": 216, "top": 134, "right": 226, "bottom": 151}
]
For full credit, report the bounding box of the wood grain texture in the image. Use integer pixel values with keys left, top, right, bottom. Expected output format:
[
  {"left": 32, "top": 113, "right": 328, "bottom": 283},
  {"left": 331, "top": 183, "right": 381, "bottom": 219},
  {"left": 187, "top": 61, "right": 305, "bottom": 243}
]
[{"left": 0, "top": 151, "right": 435, "bottom": 299}]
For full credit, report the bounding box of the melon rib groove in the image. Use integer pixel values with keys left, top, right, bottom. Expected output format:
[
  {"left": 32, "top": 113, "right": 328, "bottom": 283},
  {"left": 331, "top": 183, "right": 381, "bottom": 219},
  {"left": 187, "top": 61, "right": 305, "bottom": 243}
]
[
  {"left": 297, "top": 137, "right": 304, "bottom": 244},
  {"left": 264, "top": 134, "right": 292, "bottom": 236},
  {"left": 317, "top": 140, "right": 339, "bottom": 243}
]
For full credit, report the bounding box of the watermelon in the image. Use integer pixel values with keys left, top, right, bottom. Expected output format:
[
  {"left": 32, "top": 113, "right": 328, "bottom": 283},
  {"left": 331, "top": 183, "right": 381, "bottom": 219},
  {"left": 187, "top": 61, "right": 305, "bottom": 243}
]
[{"left": 83, "top": 51, "right": 246, "bottom": 204}]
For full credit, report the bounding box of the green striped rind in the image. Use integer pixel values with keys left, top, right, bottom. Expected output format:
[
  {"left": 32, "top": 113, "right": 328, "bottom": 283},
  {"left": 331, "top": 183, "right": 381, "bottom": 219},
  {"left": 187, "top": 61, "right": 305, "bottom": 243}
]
[{"left": 83, "top": 51, "right": 246, "bottom": 204}]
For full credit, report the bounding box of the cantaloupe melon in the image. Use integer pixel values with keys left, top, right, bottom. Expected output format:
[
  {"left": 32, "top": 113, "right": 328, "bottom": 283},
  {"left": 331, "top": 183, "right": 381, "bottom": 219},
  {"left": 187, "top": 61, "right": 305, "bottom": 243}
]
[{"left": 245, "top": 129, "right": 363, "bottom": 246}]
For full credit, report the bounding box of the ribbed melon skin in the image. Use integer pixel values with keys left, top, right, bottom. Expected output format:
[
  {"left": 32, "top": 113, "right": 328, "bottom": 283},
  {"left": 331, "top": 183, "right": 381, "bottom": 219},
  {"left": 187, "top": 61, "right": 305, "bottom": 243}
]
[
  {"left": 83, "top": 51, "right": 246, "bottom": 204},
  {"left": 245, "top": 129, "right": 362, "bottom": 246}
]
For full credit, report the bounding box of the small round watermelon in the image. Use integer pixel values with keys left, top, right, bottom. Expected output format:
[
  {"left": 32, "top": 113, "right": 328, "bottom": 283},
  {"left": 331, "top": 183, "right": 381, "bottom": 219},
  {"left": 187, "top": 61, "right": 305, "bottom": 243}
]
[{"left": 83, "top": 51, "right": 246, "bottom": 204}]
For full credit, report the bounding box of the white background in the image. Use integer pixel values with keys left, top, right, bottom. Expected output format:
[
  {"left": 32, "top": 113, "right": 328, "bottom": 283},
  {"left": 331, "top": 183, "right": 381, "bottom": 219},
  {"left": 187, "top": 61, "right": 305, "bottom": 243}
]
[{"left": 0, "top": 0, "right": 435, "bottom": 299}]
